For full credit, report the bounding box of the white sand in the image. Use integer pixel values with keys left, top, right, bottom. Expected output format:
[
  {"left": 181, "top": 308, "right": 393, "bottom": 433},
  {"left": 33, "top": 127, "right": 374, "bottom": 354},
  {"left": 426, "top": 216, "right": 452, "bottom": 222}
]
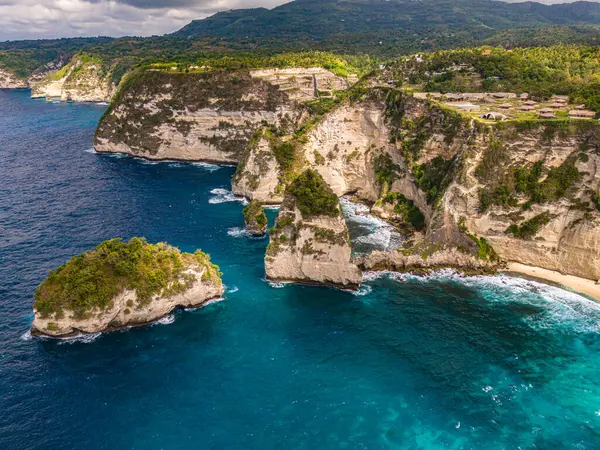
[{"left": 505, "top": 263, "right": 600, "bottom": 302}]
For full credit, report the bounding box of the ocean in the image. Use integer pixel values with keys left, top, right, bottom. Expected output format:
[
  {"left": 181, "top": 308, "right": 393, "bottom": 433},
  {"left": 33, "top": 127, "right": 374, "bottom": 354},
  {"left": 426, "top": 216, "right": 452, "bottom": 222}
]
[{"left": 1, "top": 89, "right": 599, "bottom": 449}]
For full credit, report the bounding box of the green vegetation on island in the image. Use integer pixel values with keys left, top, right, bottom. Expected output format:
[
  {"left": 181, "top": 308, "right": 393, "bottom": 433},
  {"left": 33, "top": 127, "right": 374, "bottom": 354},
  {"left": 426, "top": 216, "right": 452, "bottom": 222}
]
[
  {"left": 288, "top": 169, "right": 339, "bottom": 218},
  {"left": 243, "top": 200, "right": 268, "bottom": 236},
  {"left": 34, "top": 238, "right": 221, "bottom": 319}
]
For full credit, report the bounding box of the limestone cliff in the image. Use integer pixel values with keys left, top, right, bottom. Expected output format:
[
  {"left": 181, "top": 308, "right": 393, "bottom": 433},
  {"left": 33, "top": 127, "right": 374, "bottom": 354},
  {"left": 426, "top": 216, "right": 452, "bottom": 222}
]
[
  {"left": 232, "top": 129, "right": 286, "bottom": 203},
  {"left": 94, "top": 67, "right": 348, "bottom": 163},
  {"left": 265, "top": 170, "right": 362, "bottom": 288},
  {"left": 0, "top": 68, "right": 27, "bottom": 89},
  {"left": 300, "top": 89, "right": 389, "bottom": 201},
  {"left": 31, "top": 54, "right": 116, "bottom": 102},
  {"left": 372, "top": 92, "right": 600, "bottom": 281},
  {"left": 31, "top": 238, "right": 223, "bottom": 338},
  {"left": 257, "top": 89, "right": 600, "bottom": 283}
]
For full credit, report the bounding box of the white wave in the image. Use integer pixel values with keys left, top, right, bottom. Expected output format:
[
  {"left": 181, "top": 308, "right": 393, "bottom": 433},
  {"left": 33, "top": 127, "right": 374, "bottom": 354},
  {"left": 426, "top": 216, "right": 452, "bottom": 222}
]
[
  {"left": 191, "top": 162, "right": 221, "bottom": 172},
  {"left": 266, "top": 279, "right": 288, "bottom": 288},
  {"left": 227, "top": 227, "right": 249, "bottom": 238},
  {"left": 227, "top": 286, "right": 239, "bottom": 294},
  {"left": 56, "top": 333, "right": 102, "bottom": 345},
  {"left": 155, "top": 314, "right": 175, "bottom": 325},
  {"left": 363, "top": 269, "right": 600, "bottom": 333},
  {"left": 208, "top": 188, "right": 249, "bottom": 205},
  {"left": 167, "top": 162, "right": 184, "bottom": 168},
  {"left": 340, "top": 196, "right": 403, "bottom": 252},
  {"left": 203, "top": 297, "right": 225, "bottom": 307},
  {"left": 352, "top": 284, "right": 373, "bottom": 296},
  {"left": 84, "top": 148, "right": 97, "bottom": 154},
  {"left": 20, "top": 330, "right": 32, "bottom": 341},
  {"left": 96, "top": 102, "right": 109, "bottom": 106}
]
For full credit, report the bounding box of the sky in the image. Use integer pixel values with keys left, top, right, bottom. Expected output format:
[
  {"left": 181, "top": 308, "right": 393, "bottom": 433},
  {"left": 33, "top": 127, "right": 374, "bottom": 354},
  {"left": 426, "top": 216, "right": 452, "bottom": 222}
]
[
  {"left": 0, "top": 0, "right": 288, "bottom": 41},
  {"left": 0, "top": 0, "right": 596, "bottom": 42}
]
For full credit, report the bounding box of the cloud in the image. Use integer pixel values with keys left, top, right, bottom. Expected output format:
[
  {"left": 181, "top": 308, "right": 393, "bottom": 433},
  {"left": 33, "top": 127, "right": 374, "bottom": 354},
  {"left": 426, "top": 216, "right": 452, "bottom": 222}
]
[{"left": 0, "top": 0, "right": 287, "bottom": 41}]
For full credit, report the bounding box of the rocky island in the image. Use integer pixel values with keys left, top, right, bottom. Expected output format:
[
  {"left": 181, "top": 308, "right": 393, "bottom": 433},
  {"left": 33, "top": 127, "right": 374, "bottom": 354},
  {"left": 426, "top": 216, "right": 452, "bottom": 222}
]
[
  {"left": 265, "top": 170, "right": 362, "bottom": 288},
  {"left": 32, "top": 238, "right": 223, "bottom": 338},
  {"left": 243, "top": 200, "right": 268, "bottom": 236}
]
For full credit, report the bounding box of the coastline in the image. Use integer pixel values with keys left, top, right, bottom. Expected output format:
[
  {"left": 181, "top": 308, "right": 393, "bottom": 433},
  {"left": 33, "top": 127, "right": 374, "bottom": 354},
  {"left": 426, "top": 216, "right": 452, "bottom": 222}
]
[{"left": 503, "top": 262, "right": 600, "bottom": 302}]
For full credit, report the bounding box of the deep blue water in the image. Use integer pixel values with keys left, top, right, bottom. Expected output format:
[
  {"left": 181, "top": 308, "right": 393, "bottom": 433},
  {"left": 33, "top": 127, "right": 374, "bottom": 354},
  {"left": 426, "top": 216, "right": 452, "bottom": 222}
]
[{"left": 1, "top": 89, "right": 600, "bottom": 449}]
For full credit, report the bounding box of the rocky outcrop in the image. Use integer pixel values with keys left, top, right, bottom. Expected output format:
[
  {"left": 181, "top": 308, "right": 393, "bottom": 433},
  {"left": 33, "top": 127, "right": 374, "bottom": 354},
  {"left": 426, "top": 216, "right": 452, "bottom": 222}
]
[
  {"left": 31, "top": 238, "right": 223, "bottom": 338},
  {"left": 265, "top": 170, "right": 362, "bottom": 288},
  {"left": 0, "top": 68, "right": 27, "bottom": 89},
  {"left": 356, "top": 247, "right": 496, "bottom": 274},
  {"left": 243, "top": 200, "right": 268, "bottom": 236},
  {"left": 300, "top": 90, "right": 390, "bottom": 201},
  {"left": 31, "top": 55, "right": 116, "bottom": 102},
  {"left": 232, "top": 129, "right": 285, "bottom": 203},
  {"left": 94, "top": 67, "right": 350, "bottom": 163}
]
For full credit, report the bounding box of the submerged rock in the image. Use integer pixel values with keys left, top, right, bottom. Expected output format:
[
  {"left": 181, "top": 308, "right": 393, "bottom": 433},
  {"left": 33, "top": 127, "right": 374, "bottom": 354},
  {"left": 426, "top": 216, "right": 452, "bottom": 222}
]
[
  {"left": 31, "top": 237, "right": 223, "bottom": 338},
  {"left": 243, "top": 200, "right": 268, "bottom": 236},
  {"left": 265, "top": 170, "right": 362, "bottom": 288}
]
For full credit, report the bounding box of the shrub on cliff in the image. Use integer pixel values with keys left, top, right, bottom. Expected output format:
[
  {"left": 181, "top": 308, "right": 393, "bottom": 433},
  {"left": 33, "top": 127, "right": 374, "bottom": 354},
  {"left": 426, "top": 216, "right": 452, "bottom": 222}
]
[
  {"left": 505, "top": 212, "right": 552, "bottom": 239},
  {"left": 287, "top": 169, "right": 339, "bottom": 218},
  {"left": 34, "top": 238, "right": 220, "bottom": 319}
]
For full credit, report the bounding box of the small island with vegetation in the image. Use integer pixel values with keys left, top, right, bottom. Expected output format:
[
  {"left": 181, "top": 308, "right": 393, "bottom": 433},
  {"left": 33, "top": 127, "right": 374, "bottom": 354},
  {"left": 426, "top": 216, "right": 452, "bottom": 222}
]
[
  {"left": 243, "top": 200, "right": 268, "bottom": 236},
  {"left": 32, "top": 237, "right": 223, "bottom": 338}
]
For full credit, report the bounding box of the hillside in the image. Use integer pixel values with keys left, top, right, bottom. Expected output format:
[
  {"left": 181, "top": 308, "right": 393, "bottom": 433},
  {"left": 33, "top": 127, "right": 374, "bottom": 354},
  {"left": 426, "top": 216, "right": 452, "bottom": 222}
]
[{"left": 3, "top": 0, "right": 600, "bottom": 84}]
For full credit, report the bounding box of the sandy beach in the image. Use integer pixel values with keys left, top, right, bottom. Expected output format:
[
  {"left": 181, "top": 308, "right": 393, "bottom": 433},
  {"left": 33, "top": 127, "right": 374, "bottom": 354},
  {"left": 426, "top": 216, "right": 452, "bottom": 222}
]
[{"left": 505, "top": 262, "right": 600, "bottom": 302}]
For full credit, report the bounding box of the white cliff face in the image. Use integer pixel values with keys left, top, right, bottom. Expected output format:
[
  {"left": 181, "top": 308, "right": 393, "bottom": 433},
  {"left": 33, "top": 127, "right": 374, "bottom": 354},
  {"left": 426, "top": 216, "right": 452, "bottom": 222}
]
[
  {"left": 94, "top": 68, "right": 350, "bottom": 163},
  {"left": 94, "top": 70, "right": 326, "bottom": 162},
  {"left": 301, "top": 99, "right": 389, "bottom": 201},
  {"left": 436, "top": 123, "right": 600, "bottom": 280},
  {"left": 265, "top": 196, "right": 362, "bottom": 287},
  {"left": 31, "top": 57, "right": 116, "bottom": 102},
  {"left": 0, "top": 68, "right": 27, "bottom": 88},
  {"left": 32, "top": 268, "right": 223, "bottom": 337},
  {"left": 232, "top": 131, "right": 284, "bottom": 203}
]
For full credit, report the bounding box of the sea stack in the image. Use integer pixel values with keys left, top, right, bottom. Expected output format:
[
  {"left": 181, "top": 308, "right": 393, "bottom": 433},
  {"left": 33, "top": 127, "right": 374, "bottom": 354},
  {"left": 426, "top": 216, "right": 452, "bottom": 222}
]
[
  {"left": 265, "top": 169, "right": 362, "bottom": 288},
  {"left": 31, "top": 237, "right": 223, "bottom": 338},
  {"left": 243, "top": 200, "right": 268, "bottom": 236}
]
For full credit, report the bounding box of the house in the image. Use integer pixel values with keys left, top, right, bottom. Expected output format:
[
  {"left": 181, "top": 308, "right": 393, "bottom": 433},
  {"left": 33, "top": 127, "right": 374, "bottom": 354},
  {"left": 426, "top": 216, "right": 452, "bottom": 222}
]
[
  {"left": 569, "top": 110, "right": 596, "bottom": 119},
  {"left": 492, "top": 92, "right": 516, "bottom": 99},
  {"left": 519, "top": 93, "right": 529, "bottom": 99},
  {"left": 548, "top": 103, "right": 564, "bottom": 109},
  {"left": 480, "top": 112, "right": 507, "bottom": 121},
  {"left": 447, "top": 103, "right": 480, "bottom": 111},
  {"left": 575, "top": 104, "right": 587, "bottom": 110},
  {"left": 523, "top": 100, "right": 537, "bottom": 106},
  {"left": 463, "top": 93, "right": 486, "bottom": 101},
  {"left": 539, "top": 112, "right": 556, "bottom": 119},
  {"left": 520, "top": 105, "right": 536, "bottom": 112},
  {"left": 498, "top": 103, "right": 512, "bottom": 109},
  {"left": 483, "top": 97, "right": 497, "bottom": 104},
  {"left": 552, "top": 95, "right": 569, "bottom": 102},
  {"left": 444, "top": 93, "right": 463, "bottom": 101},
  {"left": 539, "top": 108, "right": 554, "bottom": 114}
]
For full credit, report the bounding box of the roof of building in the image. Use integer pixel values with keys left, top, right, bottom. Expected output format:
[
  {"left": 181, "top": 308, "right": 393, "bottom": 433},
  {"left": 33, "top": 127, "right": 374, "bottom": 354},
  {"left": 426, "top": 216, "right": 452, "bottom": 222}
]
[{"left": 569, "top": 110, "right": 596, "bottom": 117}]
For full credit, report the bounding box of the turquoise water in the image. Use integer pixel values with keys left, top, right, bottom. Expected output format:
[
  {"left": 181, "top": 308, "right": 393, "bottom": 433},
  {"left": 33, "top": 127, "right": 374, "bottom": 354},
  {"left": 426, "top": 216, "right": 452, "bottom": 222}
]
[{"left": 1, "top": 89, "right": 599, "bottom": 449}]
